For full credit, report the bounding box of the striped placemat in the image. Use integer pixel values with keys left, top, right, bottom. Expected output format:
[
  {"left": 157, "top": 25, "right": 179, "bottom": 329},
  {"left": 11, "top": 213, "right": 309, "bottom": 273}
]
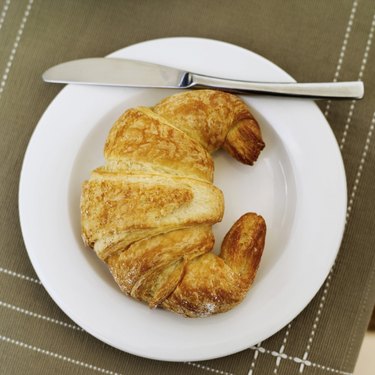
[{"left": 0, "top": 1, "right": 374, "bottom": 374}]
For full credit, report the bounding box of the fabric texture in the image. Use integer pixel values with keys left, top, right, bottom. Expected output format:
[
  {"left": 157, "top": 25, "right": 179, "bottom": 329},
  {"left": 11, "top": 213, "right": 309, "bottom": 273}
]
[{"left": 0, "top": 0, "right": 374, "bottom": 374}]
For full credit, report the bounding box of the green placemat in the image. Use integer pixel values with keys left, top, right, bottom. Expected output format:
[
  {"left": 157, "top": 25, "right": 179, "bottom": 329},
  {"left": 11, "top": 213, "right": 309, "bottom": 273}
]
[{"left": 1, "top": 1, "right": 374, "bottom": 374}]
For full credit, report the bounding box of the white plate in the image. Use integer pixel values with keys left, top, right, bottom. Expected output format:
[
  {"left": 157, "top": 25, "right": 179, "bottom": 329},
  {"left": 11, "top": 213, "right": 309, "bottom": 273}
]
[{"left": 19, "top": 37, "right": 347, "bottom": 362}]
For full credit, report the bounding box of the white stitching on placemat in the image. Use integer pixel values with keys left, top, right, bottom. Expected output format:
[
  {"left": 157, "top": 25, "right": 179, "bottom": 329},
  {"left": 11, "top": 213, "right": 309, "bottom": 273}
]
[
  {"left": 0, "top": 0, "right": 33, "bottom": 99},
  {"left": 0, "top": 334, "right": 123, "bottom": 375},
  {"left": 298, "top": 111, "right": 375, "bottom": 373},
  {"left": 272, "top": 324, "right": 291, "bottom": 374},
  {"left": 0, "top": 299, "right": 84, "bottom": 331},
  {"left": 248, "top": 345, "right": 352, "bottom": 375},
  {"left": 341, "top": 111, "right": 375, "bottom": 368},
  {"left": 324, "top": 0, "right": 359, "bottom": 118},
  {"left": 298, "top": 271, "right": 333, "bottom": 373},
  {"left": 344, "top": 210, "right": 375, "bottom": 368},
  {"left": 0, "top": 0, "right": 11, "bottom": 32},
  {"left": 346, "top": 112, "right": 375, "bottom": 221},
  {"left": 186, "top": 362, "right": 235, "bottom": 375},
  {"left": 340, "top": 11, "right": 375, "bottom": 150},
  {"left": 263, "top": 5, "right": 360, "bottom": 373},
  {"left": 297, "top": 12, "right": 375, "bottom": 371},
  {"left": 0, "top": 266, "right": 41, "bottom": 284},
  {"left": 247, "top": 342, "right": 262, "bottom": 375}
]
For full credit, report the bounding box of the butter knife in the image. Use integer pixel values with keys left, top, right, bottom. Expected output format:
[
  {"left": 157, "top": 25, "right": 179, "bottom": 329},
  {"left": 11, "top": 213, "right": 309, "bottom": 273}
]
[{"left": 42, "top": 58, "right": 364, "bottom": 99}]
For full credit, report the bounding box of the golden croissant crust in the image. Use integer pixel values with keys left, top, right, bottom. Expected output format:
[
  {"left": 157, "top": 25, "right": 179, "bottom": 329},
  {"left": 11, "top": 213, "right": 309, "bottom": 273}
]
[{"left": 81, "top": 89, "right": 266, "bottom": 317}]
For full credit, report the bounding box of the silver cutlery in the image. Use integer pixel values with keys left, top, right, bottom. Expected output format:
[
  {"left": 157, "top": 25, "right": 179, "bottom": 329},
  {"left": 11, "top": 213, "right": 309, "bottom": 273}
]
[{"left": 43, "top": 58, "right": 364, "bottom": 100}]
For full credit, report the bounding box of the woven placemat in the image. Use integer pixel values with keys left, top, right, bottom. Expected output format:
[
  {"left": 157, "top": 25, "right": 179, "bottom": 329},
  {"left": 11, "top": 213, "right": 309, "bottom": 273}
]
[{"left": 0, "top": 1, "right": 374, "bottom": 374}]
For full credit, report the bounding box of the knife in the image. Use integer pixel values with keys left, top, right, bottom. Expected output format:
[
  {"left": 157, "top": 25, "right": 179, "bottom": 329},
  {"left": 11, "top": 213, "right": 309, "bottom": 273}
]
[{"left": 42, "top": 58, "right": 364, "bottom": 99}]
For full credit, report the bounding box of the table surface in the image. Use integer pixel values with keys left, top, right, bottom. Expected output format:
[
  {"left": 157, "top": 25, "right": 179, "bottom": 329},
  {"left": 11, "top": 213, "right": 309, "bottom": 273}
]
[{"left": 1, "top": 1, "right": 375, "bottom": 374}]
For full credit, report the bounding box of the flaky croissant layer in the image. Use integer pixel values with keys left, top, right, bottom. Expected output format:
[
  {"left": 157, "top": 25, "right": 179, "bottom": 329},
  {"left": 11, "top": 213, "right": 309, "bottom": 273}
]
[{"left": 81, "top": 90, "right": 266, "bottom": 317}]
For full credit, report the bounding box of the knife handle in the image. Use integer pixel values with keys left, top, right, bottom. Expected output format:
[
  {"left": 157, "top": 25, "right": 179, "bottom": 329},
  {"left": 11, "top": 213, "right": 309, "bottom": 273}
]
[{"left": 189, "top": 73, "right": 364, "bottom": 100}]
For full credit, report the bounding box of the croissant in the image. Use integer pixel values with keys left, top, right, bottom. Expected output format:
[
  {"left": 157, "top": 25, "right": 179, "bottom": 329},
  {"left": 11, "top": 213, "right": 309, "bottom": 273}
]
[{"left": 81, "top": 90, "right": 266, "bottom": 317}]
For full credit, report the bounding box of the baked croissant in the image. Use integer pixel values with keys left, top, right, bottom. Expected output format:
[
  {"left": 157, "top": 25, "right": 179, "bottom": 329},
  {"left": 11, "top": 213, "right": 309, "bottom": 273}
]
[{"left": 81, "top": 90, "right": 266, "bottom": 317}]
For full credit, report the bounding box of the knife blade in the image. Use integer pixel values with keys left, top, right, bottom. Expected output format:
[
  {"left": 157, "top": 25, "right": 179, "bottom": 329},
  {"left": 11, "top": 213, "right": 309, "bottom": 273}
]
[{"left": 42, "top": 58, "right": 364, "bottom": 99}]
